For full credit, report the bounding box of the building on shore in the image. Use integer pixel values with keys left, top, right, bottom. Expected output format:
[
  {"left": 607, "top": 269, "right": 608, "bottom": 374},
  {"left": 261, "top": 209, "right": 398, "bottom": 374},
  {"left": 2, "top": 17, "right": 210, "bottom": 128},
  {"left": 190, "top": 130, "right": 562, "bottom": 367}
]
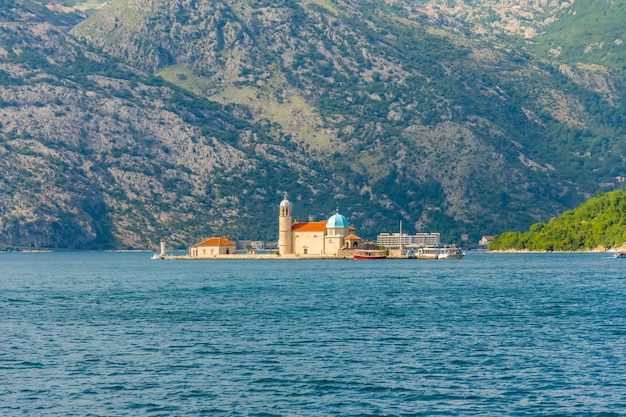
[
  {"left": 278, "top": 196, "right": 362, "bottom": 256},
  {"left": 186, "top": 198, "right": 362, "bottom": 258},
  {"left": 376, "top": 232, "right": 440, "bottom": 248},
  {"left": 189, "top": 237, "right": 237, "bottom": 257}
]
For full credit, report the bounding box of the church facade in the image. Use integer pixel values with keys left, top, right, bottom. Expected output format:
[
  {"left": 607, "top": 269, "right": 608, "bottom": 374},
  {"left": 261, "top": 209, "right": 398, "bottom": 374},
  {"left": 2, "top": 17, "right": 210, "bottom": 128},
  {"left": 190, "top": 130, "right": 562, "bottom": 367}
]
[{"left": 278, "top": 196, "right": 362, "bottom": 256}]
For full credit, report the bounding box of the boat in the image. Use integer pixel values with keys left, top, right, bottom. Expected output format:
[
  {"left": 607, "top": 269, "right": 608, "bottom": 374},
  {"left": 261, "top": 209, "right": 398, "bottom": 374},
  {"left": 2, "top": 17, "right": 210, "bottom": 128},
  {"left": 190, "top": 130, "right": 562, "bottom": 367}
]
[
  {"left": 416, "top": 247, "right": 440, "bottom": 259},
  {"left": 151, "top": 253, "right": 163, "bottom": 260},
  {"left": 353, "top": 249, "right": 387, "bottom": 259},
  {"left": 438, "top": 247, "right": 464, "bottom": 260},
  {"left": 614, "top": 252, "right": 626, "bottom": 258}
]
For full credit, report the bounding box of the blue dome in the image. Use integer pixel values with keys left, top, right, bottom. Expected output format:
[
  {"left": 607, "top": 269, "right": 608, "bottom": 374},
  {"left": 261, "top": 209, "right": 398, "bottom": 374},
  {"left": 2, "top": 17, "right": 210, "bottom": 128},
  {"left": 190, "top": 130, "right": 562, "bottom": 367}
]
[{"left": 326, "top": 212, "right": 349, "bottom": 229}]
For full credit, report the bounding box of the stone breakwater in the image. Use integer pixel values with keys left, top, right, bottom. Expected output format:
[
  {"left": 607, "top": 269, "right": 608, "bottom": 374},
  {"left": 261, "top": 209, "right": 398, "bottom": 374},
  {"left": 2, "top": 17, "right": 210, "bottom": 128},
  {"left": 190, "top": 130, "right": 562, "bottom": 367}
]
[
  {"left": 164, "top": 254, "right": 350, "bottom": 260},
  {"left": 163, "top": 249, "right": 407, "bottom": 260}
]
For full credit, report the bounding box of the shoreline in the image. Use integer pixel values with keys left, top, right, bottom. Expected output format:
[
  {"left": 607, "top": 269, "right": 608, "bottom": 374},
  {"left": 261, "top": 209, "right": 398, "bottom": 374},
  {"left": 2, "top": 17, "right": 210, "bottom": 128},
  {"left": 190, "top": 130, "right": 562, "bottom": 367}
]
[
  {"left": 488, "top": 248, "right": 615, "bottom": 253},
  {"left": 162, "top": 254, "right": 411, "bottom": 260}
]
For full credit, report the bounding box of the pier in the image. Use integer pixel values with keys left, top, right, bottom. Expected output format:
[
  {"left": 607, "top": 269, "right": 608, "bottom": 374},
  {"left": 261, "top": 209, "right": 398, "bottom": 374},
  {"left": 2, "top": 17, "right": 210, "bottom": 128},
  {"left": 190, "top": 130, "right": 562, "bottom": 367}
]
[{"left": 161, "top": 249, "right": 412, "bottom": 260}]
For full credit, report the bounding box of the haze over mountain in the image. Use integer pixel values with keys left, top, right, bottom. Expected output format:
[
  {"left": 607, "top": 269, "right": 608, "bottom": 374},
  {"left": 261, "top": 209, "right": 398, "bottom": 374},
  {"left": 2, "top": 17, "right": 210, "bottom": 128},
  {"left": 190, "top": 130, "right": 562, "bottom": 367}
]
[{"left": 1, "top": 0, "right": 625, "bottom": 249}]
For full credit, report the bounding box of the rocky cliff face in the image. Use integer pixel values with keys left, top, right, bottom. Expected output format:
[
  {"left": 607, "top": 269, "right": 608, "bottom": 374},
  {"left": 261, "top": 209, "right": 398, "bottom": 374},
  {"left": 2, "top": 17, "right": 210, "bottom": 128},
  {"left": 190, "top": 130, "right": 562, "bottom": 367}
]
[
  {"left": 1, "top": 0, "right": 625, "bottom": 249},
  {"left": 0, "top": 5, "right": 307, "bottom": 248}
]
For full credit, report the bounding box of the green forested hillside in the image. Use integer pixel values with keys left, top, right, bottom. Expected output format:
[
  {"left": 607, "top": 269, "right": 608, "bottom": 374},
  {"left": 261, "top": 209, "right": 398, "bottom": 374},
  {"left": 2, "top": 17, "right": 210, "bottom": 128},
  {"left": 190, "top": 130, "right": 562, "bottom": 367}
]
[
  {"left": 2, "top": 0, "right": 626, "bottom": 249},
  {"left": 489, "top": 190, "right": 626, "bottom": 251}
]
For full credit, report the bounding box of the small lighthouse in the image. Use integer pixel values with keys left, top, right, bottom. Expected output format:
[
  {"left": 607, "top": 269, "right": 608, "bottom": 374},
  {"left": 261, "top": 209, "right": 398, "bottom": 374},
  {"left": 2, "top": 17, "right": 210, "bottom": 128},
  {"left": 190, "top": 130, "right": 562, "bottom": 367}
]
[{"left": 160, "top": 239, "right": 166, "bottom": 258}]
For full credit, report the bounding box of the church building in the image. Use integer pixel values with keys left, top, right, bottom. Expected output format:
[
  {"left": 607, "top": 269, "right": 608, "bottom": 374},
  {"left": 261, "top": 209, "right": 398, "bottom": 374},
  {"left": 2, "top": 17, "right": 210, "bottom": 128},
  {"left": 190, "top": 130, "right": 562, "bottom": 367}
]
[{"left": 278, "top": 196, "right": 362, "bottom": 256}]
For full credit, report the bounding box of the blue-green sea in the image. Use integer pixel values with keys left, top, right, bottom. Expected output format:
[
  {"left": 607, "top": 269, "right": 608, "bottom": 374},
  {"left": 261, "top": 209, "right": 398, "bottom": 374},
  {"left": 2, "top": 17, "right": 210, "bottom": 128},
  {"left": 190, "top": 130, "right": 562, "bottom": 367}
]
[{"left": 1, "top": 252, "right": 625, "bottom": 416}]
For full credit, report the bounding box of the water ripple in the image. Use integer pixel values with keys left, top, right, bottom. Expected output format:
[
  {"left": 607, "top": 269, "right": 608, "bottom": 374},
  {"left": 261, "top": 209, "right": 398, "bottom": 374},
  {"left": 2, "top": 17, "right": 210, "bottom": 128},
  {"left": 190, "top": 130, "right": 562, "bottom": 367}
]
[{"left": 1, "top": 252, "right": 625, "bottom": 415}]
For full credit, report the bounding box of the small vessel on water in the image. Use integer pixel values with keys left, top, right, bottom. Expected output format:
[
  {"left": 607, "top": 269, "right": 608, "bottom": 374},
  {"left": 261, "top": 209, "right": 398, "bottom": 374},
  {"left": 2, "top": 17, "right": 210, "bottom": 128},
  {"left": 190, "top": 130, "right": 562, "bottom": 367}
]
[
  {"left": 416, "top": 247, "right": 440, "bottom": 259},
  {"left": 438, "top": 247, "right": 464, "bottom": 260},
  {"left": 415, "top": 246, "right": 464, "bottom": 259},
  {"left": 614, "top": 252, "right": 626, "bottom": 258},
  {"left": 353, "top": 249, "right": 387, "bottom": 259}
]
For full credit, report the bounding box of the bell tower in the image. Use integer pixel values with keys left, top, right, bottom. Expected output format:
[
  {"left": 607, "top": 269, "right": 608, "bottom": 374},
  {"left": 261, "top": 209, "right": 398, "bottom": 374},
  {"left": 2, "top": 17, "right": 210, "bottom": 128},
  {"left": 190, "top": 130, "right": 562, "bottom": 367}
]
[{"left": 278, "top": 195, "right": 293, "bottom": 255}]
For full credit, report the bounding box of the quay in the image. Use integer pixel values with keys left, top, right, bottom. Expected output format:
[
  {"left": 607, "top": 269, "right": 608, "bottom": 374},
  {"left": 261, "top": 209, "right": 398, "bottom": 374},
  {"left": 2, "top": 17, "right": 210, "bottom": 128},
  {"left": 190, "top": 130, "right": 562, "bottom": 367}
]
[{"left": 160, "top": 249, "right": 410, "bottom": 260}]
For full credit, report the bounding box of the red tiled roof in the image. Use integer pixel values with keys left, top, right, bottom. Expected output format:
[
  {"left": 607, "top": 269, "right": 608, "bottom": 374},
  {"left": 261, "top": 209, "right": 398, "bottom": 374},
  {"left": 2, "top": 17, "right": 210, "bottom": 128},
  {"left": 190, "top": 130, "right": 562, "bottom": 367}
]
[
  {"left": 292, "top": 221, "right": 327, "bottom": 232},
  {"left": 345, "top": 233, "right": 362, "bottom": 240},
  {"left": 196, "top": 237, "right": 236, "bottom": 247}
]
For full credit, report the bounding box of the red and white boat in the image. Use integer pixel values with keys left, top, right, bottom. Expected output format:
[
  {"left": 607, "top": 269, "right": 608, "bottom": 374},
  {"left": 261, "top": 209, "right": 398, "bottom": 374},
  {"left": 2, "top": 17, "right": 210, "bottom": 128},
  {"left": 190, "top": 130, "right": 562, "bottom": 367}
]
[{"left": 353, "top": 249, "right": 387, "bottom": 259}]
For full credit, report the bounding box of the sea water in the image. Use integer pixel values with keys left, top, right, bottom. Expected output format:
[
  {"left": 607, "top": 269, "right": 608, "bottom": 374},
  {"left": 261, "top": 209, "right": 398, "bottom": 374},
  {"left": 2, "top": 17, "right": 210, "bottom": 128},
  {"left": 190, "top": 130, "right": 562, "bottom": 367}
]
[{"left": 1, "top": 252, "right": 625, "bottom": 416}]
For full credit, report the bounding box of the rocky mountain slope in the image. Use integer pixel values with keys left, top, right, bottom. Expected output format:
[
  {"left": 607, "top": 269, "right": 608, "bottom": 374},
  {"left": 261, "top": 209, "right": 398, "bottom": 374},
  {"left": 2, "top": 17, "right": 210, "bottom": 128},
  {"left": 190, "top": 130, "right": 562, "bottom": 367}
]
[{"left": 1, "top": 0, "right": 625, "bottom": 249}]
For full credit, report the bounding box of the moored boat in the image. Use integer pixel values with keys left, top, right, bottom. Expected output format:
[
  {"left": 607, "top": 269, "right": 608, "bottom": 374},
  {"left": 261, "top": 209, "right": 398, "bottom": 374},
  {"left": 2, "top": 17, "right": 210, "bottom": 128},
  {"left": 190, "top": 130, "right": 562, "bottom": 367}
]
[
  {"left": 416, "top": 247, "right": 440, "bottom": 259},
  {"left": 438, "top": 247, "right": 464, "bottom": 259},
  {"left": 614, "top": 252, "right": 626, "bottom": 258},
  {"left": 353, "top": 249, "right": 387, "bottom": 259},
  {"left": 414, "top": 246, "right": 464, "bottom": 259}
]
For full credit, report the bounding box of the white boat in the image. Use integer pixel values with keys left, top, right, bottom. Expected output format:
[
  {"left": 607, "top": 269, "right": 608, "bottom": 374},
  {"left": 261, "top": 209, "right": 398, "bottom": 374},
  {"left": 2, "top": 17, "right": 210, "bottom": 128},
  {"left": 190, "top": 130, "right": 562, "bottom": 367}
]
[
  {"left": 151, "top": 253, "right": 162, "bottom": 260},
  {"left": 439, "top": 247, "right": 464, "bottom": 259},
  {"left": 414, "top": 246, "right": 464, "bottom": 259},
  {"left": 416, "top": 247, "right": 440, "bottom": 259}
]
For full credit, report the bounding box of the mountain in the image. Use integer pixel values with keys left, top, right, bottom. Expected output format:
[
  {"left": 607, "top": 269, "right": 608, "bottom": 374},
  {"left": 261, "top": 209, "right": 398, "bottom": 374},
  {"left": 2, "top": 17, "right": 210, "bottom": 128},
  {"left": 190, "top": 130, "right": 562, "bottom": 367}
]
[
  {"left": 488, "top": 190, "right": 626, "bottom": 251},
  {"left": 1, "top": 0, "right": 626, "bottom": 249}
]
